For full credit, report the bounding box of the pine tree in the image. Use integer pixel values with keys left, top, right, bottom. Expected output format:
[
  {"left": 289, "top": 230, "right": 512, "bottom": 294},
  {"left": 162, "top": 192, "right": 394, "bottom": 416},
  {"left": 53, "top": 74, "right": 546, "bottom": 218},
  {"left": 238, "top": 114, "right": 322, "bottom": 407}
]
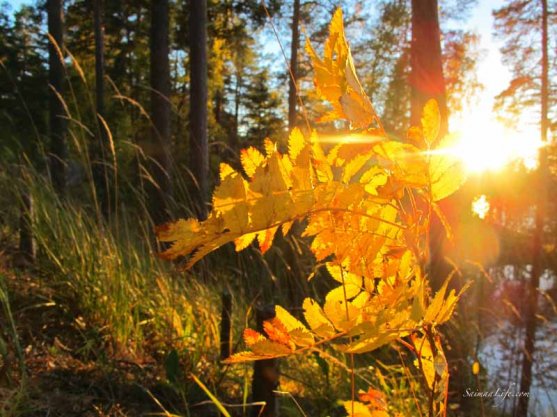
[
  {"left": 493, "top": 1, "right": 554, "bottom": 415},
  {"left": 47, "top": 0, "right": 67, "bottom": 195},
  {"left": 149, "top": 0, "right": 172, "bottom": 223},
  {"left": 189, "top": 0, "right": 209, "bottom": 219}
]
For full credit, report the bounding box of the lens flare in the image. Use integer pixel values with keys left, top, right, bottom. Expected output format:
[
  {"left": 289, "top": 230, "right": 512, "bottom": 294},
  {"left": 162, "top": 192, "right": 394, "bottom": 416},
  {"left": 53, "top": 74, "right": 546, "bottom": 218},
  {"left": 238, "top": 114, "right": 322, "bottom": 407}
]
[
  {"left": 472, "top": 194, "right": 490, "bottom": 219},
  {"left": 451, "top": 113, "right": 542, "bottom": 174}
]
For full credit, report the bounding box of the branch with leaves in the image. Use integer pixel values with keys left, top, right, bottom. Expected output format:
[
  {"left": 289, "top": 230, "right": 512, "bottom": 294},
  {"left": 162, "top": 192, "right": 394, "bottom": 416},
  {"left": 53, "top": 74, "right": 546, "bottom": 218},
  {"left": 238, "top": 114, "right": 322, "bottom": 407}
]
[{"left": 157, "top": 9, "right": 467, "bottom": 417}]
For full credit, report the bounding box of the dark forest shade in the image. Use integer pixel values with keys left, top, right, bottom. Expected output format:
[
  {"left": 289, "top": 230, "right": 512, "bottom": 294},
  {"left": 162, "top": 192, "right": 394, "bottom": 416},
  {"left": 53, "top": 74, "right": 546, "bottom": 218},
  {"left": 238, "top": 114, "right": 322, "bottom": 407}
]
[
  {"left": 149, "top": 0, "right": 172, "bottom": 223},
  {"left": 189, "top": 0, "right": 209, "bottom": 220},
  {"left": 47, "top": 0, "right": 67, "bottom": 195},
  {"left": 288, "top": 0, "right": 300, "bottom": 130}
]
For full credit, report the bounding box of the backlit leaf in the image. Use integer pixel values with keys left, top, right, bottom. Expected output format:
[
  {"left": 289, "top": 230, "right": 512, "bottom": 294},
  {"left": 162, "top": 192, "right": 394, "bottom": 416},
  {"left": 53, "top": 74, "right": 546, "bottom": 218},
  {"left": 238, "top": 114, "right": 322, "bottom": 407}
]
[
  {"left": 422, "top": 99, "right": 441, "bottom": 146},
  {"left": 240, "top": 147, "right": 265, "bottom": 178}
]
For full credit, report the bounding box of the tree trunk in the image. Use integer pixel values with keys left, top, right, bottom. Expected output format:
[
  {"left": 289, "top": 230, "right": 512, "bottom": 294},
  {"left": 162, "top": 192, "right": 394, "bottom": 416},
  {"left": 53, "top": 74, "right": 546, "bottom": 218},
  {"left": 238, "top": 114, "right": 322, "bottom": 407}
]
[
  {"left": 409, "top": 0, "right": 448, "bottom": 134},
  {"left": 189, "top": 0, "right": 209, "bottom": 220},
  {"left": 516, "top": 0, "right": 548, "bottom": 415},
  {"left": 288, "top": 0, "right": 300, "bottom": 131},
  {"left": 410, "top": 0, "right": 468, "bottom": 411},
  {"left": 231, "top": 70, "right": 241, "bottom": 154},
  {"left": 149, "top": 0, "right": 172, "bottom": 224},
  {"left": 47, "top": 0, "right": 67, "bottom": 195},
  {"left": 251, "top": 305, "right": 279, "bottom": 417},
  {"left": 411, "top": 0, "right": 452, "bottom": 291},
  {"left": 93, "top": 0, "right": 110, "bottom": 219},
  {"left": 220, "top": 290, "right": 232, "bottom": 361}
]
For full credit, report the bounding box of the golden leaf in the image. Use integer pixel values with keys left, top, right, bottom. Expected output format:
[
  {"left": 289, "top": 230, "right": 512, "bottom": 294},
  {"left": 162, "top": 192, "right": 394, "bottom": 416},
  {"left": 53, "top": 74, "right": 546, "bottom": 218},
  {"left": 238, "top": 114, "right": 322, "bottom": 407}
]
[
  {"left": 429, "top": 133, "right": 467, "bottom": 201},
  {"left": 243, "top": 328, "right": 265, "bottom": 347},
  {"left": 257, "top": 226, "right": 278, "bottom": 254},
  {"left": 240, "top": 146, "right": 265, "bottom": 178},
  {"left": 234, "top": 232, "right": 257, "bottom": 251},
  {"left": 263, "top": 317, "right": 292, "bottom": 346},
  {"left": 288, "top": 127, "right": 307, "bottom": 162},
  {"left": 422, "top": 99, "right": 441, "bottom": 146},
  {"left": 302, "top": 298, "right": 336, "bottom": 338},
  {"left": 343, "top": 401, "right": 373, "bottom": 417}
]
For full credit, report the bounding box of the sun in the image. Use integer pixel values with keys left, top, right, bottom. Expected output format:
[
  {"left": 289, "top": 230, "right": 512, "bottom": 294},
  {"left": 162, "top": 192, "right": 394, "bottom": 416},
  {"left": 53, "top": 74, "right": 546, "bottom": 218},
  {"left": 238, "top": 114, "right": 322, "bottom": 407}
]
[{"left": 450, "top": 112, "right": 542, "bottom": 174}]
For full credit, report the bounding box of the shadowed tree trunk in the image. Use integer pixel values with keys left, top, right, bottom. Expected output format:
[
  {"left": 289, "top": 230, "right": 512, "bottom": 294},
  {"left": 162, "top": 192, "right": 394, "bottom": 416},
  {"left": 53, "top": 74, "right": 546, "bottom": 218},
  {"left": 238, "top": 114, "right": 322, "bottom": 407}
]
[
  {"left": 189, "top": 0, "right": 209, "bottom": 220},
  {"left": 251, "top": 305, "right": 279, "bottom": 417},
  {"left": 410, "top": 0, "right": 470, "bottom": 412},
  {"left": 149, "top": 0, "right": 172, "bottom": 224},
  {"left": 516, "top": 0, "right": 548, "bottom": 415},
  {"left": 410, "top": 0, "right": 448, "bottom": 134},
  {"left": 93, "top": 0, "right": 110, "bottom": 219},
  {"left": 288, "top": 0, "right": 300, "bottom": 131},
  {"left": 47, "top": 0, "right": 67, "bottom": 195},
  {"left": 410, "top": 0, "right": 452, "bottom": 290}
]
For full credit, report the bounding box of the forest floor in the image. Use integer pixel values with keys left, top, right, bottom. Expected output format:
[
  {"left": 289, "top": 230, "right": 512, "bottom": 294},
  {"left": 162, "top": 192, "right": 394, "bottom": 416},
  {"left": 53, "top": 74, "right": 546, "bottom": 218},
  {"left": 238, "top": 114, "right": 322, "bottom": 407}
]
[{"left": 0, "top": 249, "right": 187, "bottom": 417}]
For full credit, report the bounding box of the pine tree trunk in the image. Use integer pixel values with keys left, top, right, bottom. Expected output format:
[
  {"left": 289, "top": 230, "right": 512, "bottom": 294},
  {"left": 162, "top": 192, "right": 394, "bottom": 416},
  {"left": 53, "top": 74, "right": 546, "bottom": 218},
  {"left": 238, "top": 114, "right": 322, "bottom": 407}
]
[
  {"left": 189, "top": 0, "right": 209, "bottom": 220},
  {"left": 409, "top": 0, "right": 448, "bottom": 134},
  {"left": 251, "top": 305, "right": 279, "bottom": 417},
  {"left": 149, "top": 0, "right": 172, "bottom": 223},
  {"left": 411, "top": 0, "right": 452, "bottom": 289},
  {"left": 93, "top": 0, "right": 110, "bottom": 219},
  {"left": 410, "top": 1, "right": 468, "bottom": 412},
  {"left": 288, "top": 0, "right": 300, "bottom": 131},
  {"left": 47, "top": 0, "right": 67, "bottom": 195},
  {"left": 516, "top": 0, "right": 548, "bottom": 415}
]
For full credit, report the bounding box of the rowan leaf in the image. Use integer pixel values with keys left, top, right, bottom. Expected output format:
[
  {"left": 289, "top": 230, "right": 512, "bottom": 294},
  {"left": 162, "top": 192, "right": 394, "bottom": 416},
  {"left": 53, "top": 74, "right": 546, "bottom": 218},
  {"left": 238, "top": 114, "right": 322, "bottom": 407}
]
[
  {"left": 240, "top": 146, "right": 265, "bottom": 178},
  {"left": 257, "top": 226, "right": 278, "bottom": 254},
  {"left": 303, "top": 297, "right": 336, "bottom": 338},
  {"left": 307, "top": 8, "right": 381, "bottom": 131},
  {"left": 219, "top": 162, "right": 235, "bottom": 180},
  {"left": 234, "top": 232, "right": 257, "bottom": 251},
  {"left": 288, "top": 127, "right": 306, "bottom": 162},
  {"left": 429, "top": 133, "right": 467, "bottom": 201},
  {"left": 343, "top": 401, "right": 373, "bottom": 417},
  {"left": 243, "top": 328, "right": 265, "bottom": 347},
  {"left": 263, "top": 317, "right": 292, "bottom": 347},
  {"left": 275, "top": 306, "right": 314, "bottom": 347},
  {"left": 422, "top": 99, "right": 441, "bottom": 146}
]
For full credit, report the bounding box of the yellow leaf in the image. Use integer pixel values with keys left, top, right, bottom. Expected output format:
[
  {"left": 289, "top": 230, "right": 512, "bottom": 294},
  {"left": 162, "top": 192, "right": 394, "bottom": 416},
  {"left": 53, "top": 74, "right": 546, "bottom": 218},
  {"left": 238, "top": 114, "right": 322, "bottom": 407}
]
[
  {"left": 302, "top": 298, "right": 335, "bottom": 338},
  {"left": 263, "top": 138, "right": 276, "bottom": 156},
  {"left": 326, "top": 263, "right": 362, "bottom": 287},
  {"left": 275, "top": 305, "right": 305, "bottom": 332},
  {"left": 275, "top": 306, "right": 315, "bottom": 347},
  {"left": 250, "top": 339, "right": 292, "bottom": 357},
  {"left": 243, "top": 328, "right": 265, "bottom": 347},
  {"left": 240, "top": 147, "right": 265, "bottom": 178},
  {"left": 307, "top": 8, "right": 381, "bottom": 130},
  {"left": 224, "top": 351, "right": 280, "bottom": 363},
  {"left": 324, "top": 286, "right": 363, "bottom": 331},
  {"left": 257, "top": 226, "right": 278, "bottom": 254},
  {"left": 429, "top": 133, "right": 466, "bottom": 201},
  {"left": 234, "top": 232, "right": 257, "bottom": 251},
  {"left": 288, "top": 127, "right": 306, "bottom": 162},
  {"left": 219, "top": 162, "right": 236, "bottom": 180},
  {"left": 422, "top": 99, "right": 441, "bottom": 146},
  {"left": 263, "top": 317, "right": 292, "bottom": 347},
  {"left": 343, "top": 401, "right": 373, "bottom": 417}
]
